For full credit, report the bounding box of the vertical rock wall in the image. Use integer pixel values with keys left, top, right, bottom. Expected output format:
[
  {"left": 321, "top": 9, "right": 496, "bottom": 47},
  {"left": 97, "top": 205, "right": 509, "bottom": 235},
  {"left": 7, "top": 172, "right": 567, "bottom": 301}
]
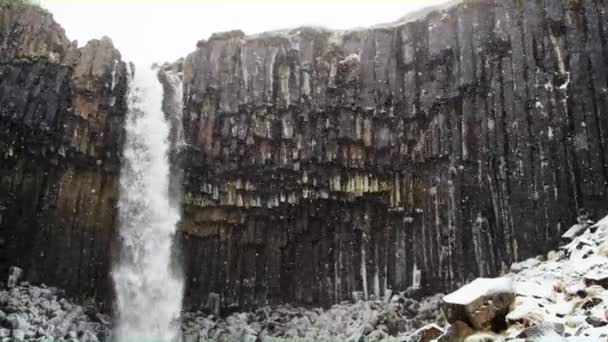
[
  {"left": 175, "top": 0, "right": 608, "bottom": 309},
  {"left": 2, "top": 0, "right": 608, "bottom": 312},
  {"left": 0, "top": 4, "right": 128, "bottom": 302}
]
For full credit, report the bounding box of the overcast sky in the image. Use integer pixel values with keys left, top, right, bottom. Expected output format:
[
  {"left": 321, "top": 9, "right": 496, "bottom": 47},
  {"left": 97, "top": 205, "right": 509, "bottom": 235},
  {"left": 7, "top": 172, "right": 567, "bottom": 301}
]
[{"left": 40, "top": 1, "right": 447, "bottom": 64}]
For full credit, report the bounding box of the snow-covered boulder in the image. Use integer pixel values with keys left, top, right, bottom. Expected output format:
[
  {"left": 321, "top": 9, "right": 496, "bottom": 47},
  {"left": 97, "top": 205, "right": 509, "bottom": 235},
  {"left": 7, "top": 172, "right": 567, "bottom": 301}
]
[
  {"left": 584, "top": 269, "right": 608, "bottom": 289},
  {"left": 442, "top": 277, "right": 514, "bottom": 331},
  {"left": 561, "top": 223, "right": 590, "bottom": 243}
]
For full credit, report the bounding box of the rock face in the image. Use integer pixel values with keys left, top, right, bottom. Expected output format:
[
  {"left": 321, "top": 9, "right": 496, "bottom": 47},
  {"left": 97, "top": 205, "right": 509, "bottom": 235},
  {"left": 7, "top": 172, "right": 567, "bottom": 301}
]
[
  {"left": 2, "top": 0, "right": 608, "bottom": 313},
  {"left": 0, "top": 3, "right": 128, "bottom": 302},
  {"left": 174, "top": 0, "right": 608, "bottom": 309}
]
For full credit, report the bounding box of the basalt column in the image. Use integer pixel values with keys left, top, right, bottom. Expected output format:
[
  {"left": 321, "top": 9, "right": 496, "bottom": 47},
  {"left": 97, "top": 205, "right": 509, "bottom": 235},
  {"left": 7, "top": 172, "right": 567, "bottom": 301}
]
[
  {"left": 173, "top": 0, "right": 608, "bottom": 309},
  {"left": 0, "top": 4, "right": 128, "bottom": 302}
]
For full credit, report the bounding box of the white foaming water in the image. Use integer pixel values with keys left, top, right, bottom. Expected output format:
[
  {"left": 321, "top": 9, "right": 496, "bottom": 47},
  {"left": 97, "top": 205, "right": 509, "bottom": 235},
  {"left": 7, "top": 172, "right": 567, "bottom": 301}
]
[{"left": 112, "top": 65, "right": 183, "bottom": 342}]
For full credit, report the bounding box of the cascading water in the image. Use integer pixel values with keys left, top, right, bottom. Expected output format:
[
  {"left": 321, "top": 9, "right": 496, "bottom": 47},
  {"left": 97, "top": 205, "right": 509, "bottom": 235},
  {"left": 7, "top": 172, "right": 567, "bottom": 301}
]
[{"left": 112, "top": 64, "right": 183, "bottom": 341}]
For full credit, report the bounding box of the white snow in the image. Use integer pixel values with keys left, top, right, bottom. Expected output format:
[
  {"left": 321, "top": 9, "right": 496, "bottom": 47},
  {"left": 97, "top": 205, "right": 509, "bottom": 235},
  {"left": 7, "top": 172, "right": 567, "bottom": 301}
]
[{"left": 443, "top": 277, "right": 513, "bottom": 305}]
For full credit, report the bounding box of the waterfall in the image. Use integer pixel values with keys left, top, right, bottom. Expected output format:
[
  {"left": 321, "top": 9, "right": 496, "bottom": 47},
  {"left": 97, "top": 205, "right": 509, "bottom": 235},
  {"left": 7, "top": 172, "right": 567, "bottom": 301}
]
[{"left": 112, "top": 64, "right": 184, "bottom": 342}]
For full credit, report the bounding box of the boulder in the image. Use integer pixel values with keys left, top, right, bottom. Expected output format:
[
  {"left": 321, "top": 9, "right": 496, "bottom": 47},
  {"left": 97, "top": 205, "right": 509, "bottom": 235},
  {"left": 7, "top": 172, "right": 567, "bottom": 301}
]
[
  {"left": 584, "top": 270, "right": 608, "bottom": 289},
  {"left": 406, "top": 323, "right": 444, "bottom": 342},
  {"left": 442, "top": 278, "right": 514, "bottom": 332},
  {"left": 6, "top": 267, "right": 23, "bottom": 289},
  {"left": 585, "top": 316, "right": 608, "bottom": 328},
  {"left": 2, "top": 313, "right": 28, "bottom": 330},
  {"left": 561, "top": 223, "right": 589, "bottom": 243}
]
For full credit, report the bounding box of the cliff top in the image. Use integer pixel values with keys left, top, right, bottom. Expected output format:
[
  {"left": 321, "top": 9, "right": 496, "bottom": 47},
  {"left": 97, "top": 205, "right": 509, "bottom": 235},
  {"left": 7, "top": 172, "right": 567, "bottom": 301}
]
[
  {"left": 0, "top": 3, "right": 120, "bottom": 65},
  {"left": 193, "top": 0, "right": 460, "bottom": 49}
]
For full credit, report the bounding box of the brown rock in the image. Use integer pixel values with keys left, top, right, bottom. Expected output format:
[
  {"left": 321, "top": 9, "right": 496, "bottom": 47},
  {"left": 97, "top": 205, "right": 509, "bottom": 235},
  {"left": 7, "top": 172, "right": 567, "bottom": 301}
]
[
  {"left": 437, "top": 321, "right": 474, "bottom": 342},
  {"left": 407, "top": 323, "right": 444, "bottom": 342}
]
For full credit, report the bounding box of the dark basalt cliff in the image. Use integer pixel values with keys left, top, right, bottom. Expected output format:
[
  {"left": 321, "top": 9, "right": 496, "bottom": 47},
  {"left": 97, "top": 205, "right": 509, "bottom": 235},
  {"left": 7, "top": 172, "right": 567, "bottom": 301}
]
[
  {"left": 0, "top": 4, "right": 128, "bottom": 302},
  {"left": 2, "top": 0, "right": 608, "bottom": 312},
  {"left": 174, "top": 0, "right": 608, "bottom": 309}
]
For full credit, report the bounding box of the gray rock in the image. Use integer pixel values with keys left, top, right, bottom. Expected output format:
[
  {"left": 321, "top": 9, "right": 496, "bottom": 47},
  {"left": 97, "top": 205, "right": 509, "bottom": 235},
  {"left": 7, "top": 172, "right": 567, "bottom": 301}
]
[
  {"left": 516, "top": 323, "right": 563, "bottom": 339},
  {"left": 584, "top": 270, "right": 608, "bottom": 289},
  {"left": 3, "top": 313, "right": 28, "bottom": 330},
  {"left": 585, "top": 316, "right": 608, "bottom": 328},
  {"left": 11, "top": 328, "right": 25, "bottom": 341},
  {"left": 6, "top": 267, "right": 23, "bottom": 289},
  {"left": 352, "top": 291, "right": 365, "bottom": 302}
]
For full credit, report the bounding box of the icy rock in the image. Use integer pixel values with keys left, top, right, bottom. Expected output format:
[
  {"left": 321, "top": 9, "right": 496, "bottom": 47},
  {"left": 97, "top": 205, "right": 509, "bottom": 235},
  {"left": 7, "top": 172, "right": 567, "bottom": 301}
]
[
  {"left": 6, "top": 267, "right": 23, "bottom": 289},
  {"left": 0, "top": 329, "right": 8, "bottom": 338},
  {"left": 561, "top": 223, "right": 589, "bottom": 243},
  {"left": 442, "top": 277, "right": 514, "bottom": 331},
  {"left": 547, "top": 250, "right": 562, "bottom": 261},
  {"left": 506, "top": 299, "right": 544, "bottom": 326},
  {"left": 584, "top": 269, "right": 608, "bottom": 289}
]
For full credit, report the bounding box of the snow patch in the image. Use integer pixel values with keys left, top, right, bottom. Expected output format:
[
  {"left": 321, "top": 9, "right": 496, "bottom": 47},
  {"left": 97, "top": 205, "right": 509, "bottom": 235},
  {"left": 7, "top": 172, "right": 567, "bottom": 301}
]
[{"left": 443, "top": 277, "right": 513, "bottom": 305}]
